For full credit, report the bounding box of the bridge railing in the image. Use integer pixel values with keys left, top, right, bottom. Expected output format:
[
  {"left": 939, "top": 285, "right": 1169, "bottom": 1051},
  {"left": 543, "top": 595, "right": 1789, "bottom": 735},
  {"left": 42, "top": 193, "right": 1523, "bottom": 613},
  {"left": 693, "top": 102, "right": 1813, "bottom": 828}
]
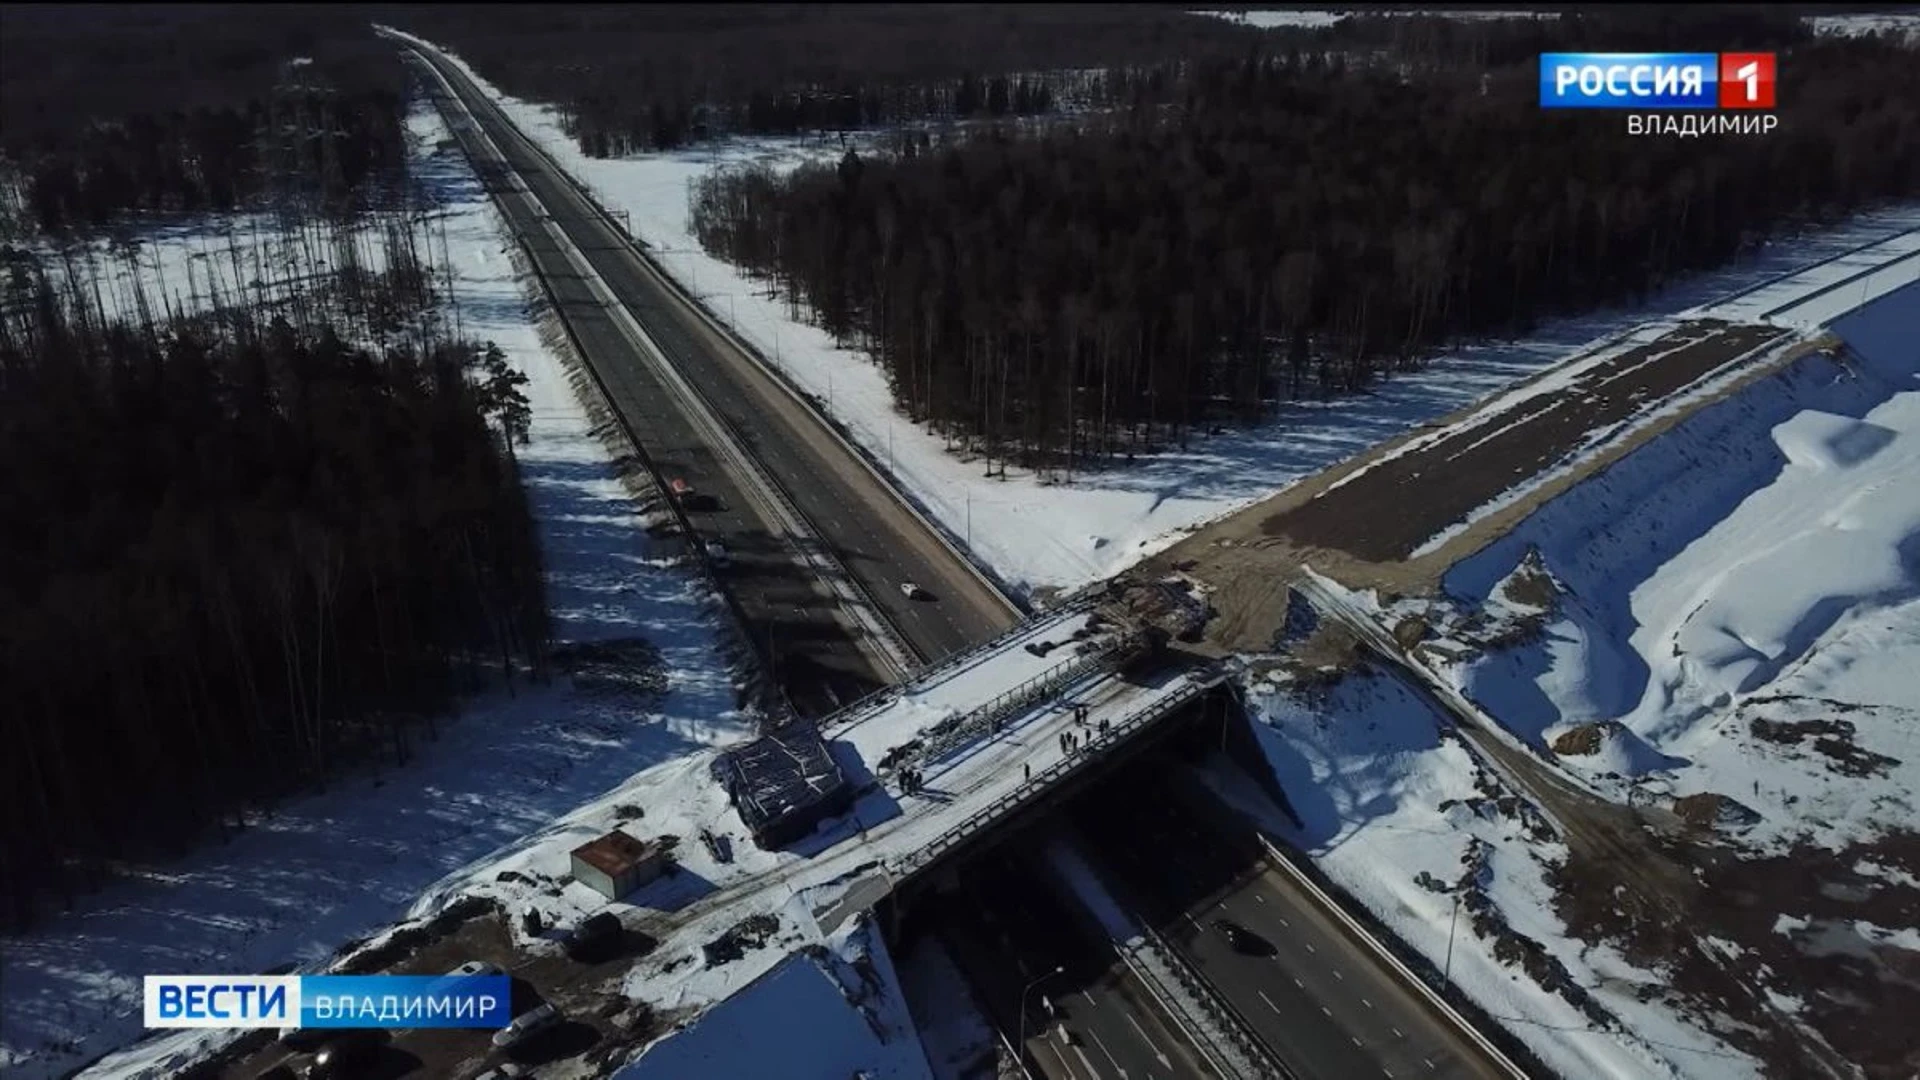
[
  {"left": 823, "top": 592, "right": 1108, "bottom": 734},
  {"left": 899, "top": 628, "right": 1148, "bottom": 774},
  {"left": 890, "top": 669, "right": 1221, "bottom": 880}
]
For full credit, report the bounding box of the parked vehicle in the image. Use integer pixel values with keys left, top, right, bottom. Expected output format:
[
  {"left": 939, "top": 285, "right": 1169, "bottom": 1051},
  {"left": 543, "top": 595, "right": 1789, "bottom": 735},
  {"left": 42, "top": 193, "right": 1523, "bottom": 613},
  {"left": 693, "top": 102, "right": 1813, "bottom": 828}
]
[
  {"left": 491, "top": 1003, "right": 562, "bottom": 1050},
  {"left": 565, "top": 911, "right": 623, "bottom": 959}
]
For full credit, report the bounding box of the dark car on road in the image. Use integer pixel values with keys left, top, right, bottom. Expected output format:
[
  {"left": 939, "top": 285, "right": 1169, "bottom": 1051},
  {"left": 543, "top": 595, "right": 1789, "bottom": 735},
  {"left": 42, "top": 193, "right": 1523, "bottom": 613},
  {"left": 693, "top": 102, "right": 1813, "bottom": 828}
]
[
  {"left": 564, "top": 911, "right": 623, "bottom": 960},
  {"left": 1214, "top": 918, "right": 1277, "bottom": 957}
]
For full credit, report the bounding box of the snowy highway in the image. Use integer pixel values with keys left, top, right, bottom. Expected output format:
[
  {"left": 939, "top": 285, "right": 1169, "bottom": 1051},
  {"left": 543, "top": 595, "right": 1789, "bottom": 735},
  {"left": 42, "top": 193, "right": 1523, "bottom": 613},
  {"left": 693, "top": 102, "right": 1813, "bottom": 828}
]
[{"left": 398, "top": 31, "right": 1021, "bottom": 705}]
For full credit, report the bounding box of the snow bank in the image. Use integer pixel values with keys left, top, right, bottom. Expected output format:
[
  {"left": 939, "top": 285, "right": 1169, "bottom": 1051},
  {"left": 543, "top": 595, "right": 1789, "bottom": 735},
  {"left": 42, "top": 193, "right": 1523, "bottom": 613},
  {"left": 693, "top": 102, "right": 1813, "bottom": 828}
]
[
  {"left": 388, "top": 30, "right": 1920, "bottom": 599},
  {"left": 614, "top": 921, "right": 929, "bottom": 1080},
  {"left": 1438, "top": 281, "right": 1920, "bottom": 851},
  {"left": 1702, "top": 229, "right": 1920, "bottom": 329},
  {"left": 1227, "top": 674, "right": 1754, "bottom": 1080},
  {"left": 3, "top": 95, "right": 746, "bottom": 1080}
]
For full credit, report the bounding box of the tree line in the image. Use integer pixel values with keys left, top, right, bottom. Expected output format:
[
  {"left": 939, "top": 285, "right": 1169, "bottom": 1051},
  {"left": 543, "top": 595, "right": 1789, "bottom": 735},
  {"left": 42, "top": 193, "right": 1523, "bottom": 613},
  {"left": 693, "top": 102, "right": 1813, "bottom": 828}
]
[
  {"left": 0, "top": 4, "right": 412, "bottom": 236},
  {"left": 383, "top": 3, "right": 1269, "bottom": 154},
  {"left": 689, "top": 27, "right": 1920, "bottom": 475},
  {"left": 0, "top": 234, "right": 548, "bottom": 931}
]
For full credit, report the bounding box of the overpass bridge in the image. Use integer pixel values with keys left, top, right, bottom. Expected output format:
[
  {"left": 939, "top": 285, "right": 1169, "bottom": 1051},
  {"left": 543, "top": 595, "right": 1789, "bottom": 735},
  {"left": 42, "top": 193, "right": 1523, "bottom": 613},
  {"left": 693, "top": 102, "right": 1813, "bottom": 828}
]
[{"left": 706, "top": 592, "right": 1234, "bottom": 937}]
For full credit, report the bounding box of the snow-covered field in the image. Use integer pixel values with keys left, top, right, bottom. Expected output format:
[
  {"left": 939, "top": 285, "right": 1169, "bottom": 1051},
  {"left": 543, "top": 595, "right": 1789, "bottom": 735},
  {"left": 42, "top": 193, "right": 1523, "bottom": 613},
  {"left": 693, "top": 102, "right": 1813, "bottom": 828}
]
[
  {"left": 1435, "top": 281, "right": 1920, "bottom": 855},
  {"left": 392, "top": 32, "right": 1920, "bottom": 602},
  {"left": 1, "top": 98, "right": 766, "bottom": 1080}
]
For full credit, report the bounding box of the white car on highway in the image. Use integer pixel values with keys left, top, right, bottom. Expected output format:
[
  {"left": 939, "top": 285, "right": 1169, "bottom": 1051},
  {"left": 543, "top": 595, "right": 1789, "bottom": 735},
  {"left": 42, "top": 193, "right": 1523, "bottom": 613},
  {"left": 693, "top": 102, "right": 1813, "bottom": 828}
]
[{"left": 900, "top": 581, "right": 927, "bottom": 600}]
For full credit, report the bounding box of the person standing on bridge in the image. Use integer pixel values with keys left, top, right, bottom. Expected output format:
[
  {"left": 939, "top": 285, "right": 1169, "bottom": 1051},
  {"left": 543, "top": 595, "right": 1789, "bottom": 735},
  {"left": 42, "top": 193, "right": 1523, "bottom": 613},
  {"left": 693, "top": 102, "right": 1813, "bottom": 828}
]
[{"left": 1023, "top": 762, "right": 1031, "bottom": 781}]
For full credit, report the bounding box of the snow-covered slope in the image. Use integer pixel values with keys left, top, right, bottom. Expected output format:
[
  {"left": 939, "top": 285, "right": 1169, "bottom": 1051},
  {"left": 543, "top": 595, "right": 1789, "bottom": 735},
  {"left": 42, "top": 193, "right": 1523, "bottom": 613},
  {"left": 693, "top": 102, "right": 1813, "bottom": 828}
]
[
  {"left": 1223, "top": 676, "right": 1750, "bottom": 1080},
  {"left": 1436, "top": 281, "right": 1920, "bottom": 854},
  {"left": 613, "top": 921, "right": 930, "bottom": 1080}
]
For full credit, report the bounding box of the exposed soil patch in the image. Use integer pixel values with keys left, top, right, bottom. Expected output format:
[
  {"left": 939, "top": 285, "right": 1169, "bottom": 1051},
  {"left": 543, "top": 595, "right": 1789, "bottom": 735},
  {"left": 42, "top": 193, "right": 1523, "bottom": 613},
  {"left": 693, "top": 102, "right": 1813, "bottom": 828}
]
[
  {"left": 1391, "top": 612, "right": 1431, "bottom": 652},
  {"left": 701, "top": 911, "right": 785, "bottom": 968},
  {"left": 1748, "top": 715, "right": 1901, "bottom": 778},
  {"left": 1669, "top": 792, "right": 1762, "bottom": 833},
  {"left": 1259, "top": 321, "right": 1788, "bottom": 562},
  {"left": 1278, "top": 621, "right": 1361, "bottom": 686},
  {"left": 1686, "top": 833, "right": 1920, "bottom": 1079},
  {"left": 551, "top": 636, "right": 671, "bottom": 699},
  {"left": 1498, "top": 548, "right": 1561, "bottom": 614},
  {"left": 1550, "top": 722, "right": 1607, "bottom": 757}
]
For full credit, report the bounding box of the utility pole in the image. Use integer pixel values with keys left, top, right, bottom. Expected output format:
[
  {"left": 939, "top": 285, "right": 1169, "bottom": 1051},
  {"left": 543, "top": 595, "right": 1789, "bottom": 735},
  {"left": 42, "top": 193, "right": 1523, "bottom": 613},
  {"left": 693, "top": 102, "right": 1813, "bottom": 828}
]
[{"left": 1445, "top": 887, "right": 1461, "bottom": 982}]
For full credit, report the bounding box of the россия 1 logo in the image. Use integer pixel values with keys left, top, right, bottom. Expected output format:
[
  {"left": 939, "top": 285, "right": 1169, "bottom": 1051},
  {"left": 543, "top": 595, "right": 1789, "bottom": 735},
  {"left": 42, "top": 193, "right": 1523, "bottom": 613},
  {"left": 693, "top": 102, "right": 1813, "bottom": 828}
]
[
  {"left": 1716, "top": 53, "right": 1777, "bottom": 109},
  {"left": 1539, "top": 52, "right": 1778, "bottom": 136}
]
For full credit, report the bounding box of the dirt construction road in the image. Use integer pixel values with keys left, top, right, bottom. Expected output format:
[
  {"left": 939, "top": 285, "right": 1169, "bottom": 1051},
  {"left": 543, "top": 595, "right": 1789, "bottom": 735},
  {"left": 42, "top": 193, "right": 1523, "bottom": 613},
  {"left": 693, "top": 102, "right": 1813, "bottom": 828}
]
[{"left": 1152, "top": 319, "right": 1820, "bottom": 652}]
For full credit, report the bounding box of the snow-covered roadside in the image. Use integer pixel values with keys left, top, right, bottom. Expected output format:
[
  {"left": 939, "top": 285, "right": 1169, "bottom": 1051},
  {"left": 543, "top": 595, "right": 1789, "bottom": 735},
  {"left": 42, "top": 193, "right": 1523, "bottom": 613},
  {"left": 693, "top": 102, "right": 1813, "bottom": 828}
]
[
  {"left": 609, "top": 920, "right": 931, "bottom": 1080},
  {"left": 1, "top": 97, "right": 749, "bottom": 1080},
  {"left": 378, "top": 29, "right": 1920, "bottom": 601},
  {"left": 1218, "top": 675, "right": 1762, "bottom": 1080},
  {"left": 1432, "top": 281, "right": 1920, "bottom": 855}
]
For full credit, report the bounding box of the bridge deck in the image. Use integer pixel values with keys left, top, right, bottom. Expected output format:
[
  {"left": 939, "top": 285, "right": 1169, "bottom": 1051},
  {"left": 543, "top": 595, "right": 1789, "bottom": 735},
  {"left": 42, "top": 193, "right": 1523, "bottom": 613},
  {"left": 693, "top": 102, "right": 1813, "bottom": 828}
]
[{"left": 612, "top": 660, "right": 1221, "bottom": 1013}]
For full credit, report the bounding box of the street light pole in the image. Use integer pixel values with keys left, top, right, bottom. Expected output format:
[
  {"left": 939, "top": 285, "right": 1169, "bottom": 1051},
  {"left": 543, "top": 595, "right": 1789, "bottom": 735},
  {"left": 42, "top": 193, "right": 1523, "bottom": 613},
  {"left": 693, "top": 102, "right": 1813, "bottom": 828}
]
[
  {"left": 1444, "top": 888, "right": 1461, "bottom": 982},
  {"left": 1016, "top": 965, "right": 1065, "bottom": 1079}
]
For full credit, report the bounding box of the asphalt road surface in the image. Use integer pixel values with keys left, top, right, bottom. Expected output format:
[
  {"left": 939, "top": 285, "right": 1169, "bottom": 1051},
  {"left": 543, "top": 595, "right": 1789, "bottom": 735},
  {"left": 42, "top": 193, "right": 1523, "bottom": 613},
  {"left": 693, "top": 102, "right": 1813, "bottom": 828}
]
[
  {"left": 1072, "top": 761, "right": 1509, "bottom": 1080},
  {"left": 932, "top": 850, "right": 1222, "bottom": 1080},
  {"left": 406, "top": 42, "right": 1018, "bottom": 700}
]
